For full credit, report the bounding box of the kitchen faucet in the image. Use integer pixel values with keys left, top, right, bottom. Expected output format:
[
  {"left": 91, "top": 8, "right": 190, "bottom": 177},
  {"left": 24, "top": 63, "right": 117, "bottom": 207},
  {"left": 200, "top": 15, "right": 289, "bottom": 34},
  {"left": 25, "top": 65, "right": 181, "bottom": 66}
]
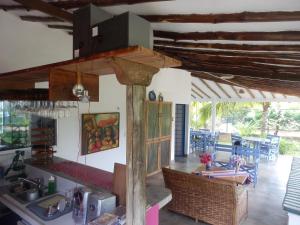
[{"left": 18, "top": 177, "right": 43, "bottom": 190}]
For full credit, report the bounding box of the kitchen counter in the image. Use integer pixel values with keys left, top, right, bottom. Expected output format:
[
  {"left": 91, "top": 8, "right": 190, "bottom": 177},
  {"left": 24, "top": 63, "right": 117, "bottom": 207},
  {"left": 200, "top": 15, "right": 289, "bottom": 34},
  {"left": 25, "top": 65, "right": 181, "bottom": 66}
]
[
  {"left": 25, "top": 157, "right": 172, "bottom": 208},
  {"left": 25, "top": 157, "right": 114, "bottom": 192},
  {"left": 0, "top": 193, "right": 74, "bottom": 225},
  {"left": 0, "top": 157, "right": 172, "bottom": 224}
]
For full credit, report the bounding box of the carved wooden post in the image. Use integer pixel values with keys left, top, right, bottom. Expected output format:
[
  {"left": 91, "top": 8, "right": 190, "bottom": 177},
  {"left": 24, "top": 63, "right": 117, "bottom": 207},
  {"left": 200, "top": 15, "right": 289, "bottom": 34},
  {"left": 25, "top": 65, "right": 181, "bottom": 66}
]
[
  {"left": 126, "top": 85, "right": 146, "bottom": 224},
  {"left": 109, "top": 57, "right": 159, "bottom": 225}
]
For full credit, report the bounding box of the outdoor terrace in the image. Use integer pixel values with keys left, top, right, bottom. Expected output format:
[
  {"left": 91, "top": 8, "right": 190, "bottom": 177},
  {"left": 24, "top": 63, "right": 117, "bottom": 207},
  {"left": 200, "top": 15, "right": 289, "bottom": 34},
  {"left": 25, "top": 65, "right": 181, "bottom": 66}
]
[{"left": 147, "top": 152, "right": 292, "bottom": 225}]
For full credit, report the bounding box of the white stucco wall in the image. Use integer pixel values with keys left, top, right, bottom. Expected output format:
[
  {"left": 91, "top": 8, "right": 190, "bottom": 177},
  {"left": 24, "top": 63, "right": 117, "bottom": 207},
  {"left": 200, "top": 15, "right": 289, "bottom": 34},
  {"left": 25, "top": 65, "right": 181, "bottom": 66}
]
[
  {"left": 147, "top": 68, "right": 192, "bottom": 160},
  {"left": 55, "top": 75, "right": 127, "bottom": 172},
  {"left": 0, "top": 10, "right": 192, "bottom": 171},
  {"left": 0, "top": 10, "right": 72, "bottom": 73}
]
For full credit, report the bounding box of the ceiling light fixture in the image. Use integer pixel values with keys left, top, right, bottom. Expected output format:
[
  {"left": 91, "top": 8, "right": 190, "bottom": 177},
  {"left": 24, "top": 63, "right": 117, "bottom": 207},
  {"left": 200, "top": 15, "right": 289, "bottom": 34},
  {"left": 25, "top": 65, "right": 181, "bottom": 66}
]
[
  {"left": 220, "top": 75, "right": 235, "bottom": 80},
  {"left": 72, "top": 66, "right": 90, "bottom": 103}
]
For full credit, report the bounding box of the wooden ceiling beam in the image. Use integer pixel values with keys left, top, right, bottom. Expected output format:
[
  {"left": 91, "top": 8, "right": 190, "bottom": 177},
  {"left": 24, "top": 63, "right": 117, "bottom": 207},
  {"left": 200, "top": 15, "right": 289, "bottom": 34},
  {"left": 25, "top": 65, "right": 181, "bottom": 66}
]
[
  {"left": 182, "top": 56, "right": 300, "bottom": 74},
  {"left": 259, "top": 90, "right": 266, "bottom": 98},
  {"left": 47, "top": 24, "right": 73, "bottom": 30},
  {"left": 49, "top": 0, "right": 173, "bottom": 9},
  {"left": 246, "top": 88, "right": 255, "bottom": 98},
  {"left": 13, "top": 0, "right": 73, "bottom": 22},
  {"left": 143, "top": 11, "right": 300, "bottom": 23},
  {"left": 191, "top": 71, "right": 300, "bottom": 96},
  {"left": 155, "top": 47, "right": 300, "bottom": 81},
  {"left": 191, "top": 88, "right": 203, "bottom": 99},
  {"left": 154, "top": 45, "right": 300, "bottom": 61},
  {"left": 154, "top": 40, "right": 300, "bottom": 52},
  {"left": 179, "top": 58, "right": 300, "bottom": 82},
  {"left": 154, "top": 30, "right": 300, "bottom": 41},
  {"left": 215, "top": 82, "right": 231, "bottom": 98},
  {"left": 191, "top": 82, "right": 211, "bottom": 98},
  {"left": 231, "top": 86, "right": 242, "bottom": 99},
  {"left": 0, "top": 4, "right": 30, "bottom": 11},
  {"left": 199, "top": 79, "right": 221, "bottom": 98},
  {"left": 165, "top": 49, "right": 300, "bottom": 67},
  {"left": 271, "top": 92, "right": 276, "bottom": 99},
  {"left": 20, "top": 15, "right": 63, "bottom": 22},
  {"left": 2, "top": 1, "right": 172, "bottom": 11}
]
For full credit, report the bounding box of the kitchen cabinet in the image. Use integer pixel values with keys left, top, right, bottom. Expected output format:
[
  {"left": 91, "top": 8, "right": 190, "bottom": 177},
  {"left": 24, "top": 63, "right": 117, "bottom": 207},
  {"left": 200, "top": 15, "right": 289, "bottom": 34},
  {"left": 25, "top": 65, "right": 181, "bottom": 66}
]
[{"left": 145, "top": 101, "right": 172, "bottom": 176}]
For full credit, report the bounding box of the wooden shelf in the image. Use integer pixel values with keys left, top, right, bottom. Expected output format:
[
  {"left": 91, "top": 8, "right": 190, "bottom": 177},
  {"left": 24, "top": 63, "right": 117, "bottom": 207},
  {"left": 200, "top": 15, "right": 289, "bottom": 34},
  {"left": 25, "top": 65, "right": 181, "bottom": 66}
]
[
  {"left": 0, "top": 46, "right": 181, "bottom": 85},
  {"left": 0, "top": 46, "right": 181, "bottom": 101}
]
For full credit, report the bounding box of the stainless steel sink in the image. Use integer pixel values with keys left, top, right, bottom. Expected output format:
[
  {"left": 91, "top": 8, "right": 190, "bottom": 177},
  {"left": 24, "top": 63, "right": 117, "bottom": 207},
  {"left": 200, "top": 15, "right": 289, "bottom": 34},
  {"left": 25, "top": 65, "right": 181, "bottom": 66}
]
[{"left": 6, "top": 178, "right": 51, "bottom": 204}]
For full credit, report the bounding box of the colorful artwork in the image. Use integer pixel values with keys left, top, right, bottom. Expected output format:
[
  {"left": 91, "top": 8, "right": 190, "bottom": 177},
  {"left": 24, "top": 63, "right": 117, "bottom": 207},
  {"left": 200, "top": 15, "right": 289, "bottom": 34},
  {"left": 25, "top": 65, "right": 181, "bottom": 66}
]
[{"left": 82, "top": 112, "right": 119, "bottom": 155}]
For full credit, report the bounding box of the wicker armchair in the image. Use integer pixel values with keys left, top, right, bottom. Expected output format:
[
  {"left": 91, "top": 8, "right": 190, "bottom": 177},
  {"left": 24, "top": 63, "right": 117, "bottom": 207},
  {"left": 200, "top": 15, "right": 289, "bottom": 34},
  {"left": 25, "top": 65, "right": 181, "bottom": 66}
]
[{"left": 162, "top": 168, "right": 248, "bottom": 225}]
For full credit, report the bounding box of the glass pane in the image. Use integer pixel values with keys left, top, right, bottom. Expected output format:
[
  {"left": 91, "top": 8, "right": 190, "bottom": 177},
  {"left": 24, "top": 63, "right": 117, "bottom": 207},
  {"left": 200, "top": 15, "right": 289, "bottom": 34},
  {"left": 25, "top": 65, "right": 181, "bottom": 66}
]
[
  {"left": 161, "top": 103, "right": 172, "bottom": 137},
  {"left": 147, "top": 102, "right": 159, "bottom": 139},
  {"left": 147, "top": 143, "right": 159, "bottom": 174},
  {"left": 0, "top": 101, "right": 30, "bottom": 150},
  {"left": 161, "top": 140, "right": 170, "bottom": 167}
]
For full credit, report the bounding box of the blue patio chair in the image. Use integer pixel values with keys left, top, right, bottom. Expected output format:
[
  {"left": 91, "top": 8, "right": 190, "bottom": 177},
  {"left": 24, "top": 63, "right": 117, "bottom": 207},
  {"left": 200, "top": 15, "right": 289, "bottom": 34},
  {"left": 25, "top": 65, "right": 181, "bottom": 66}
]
[
  {"left": 214, "top": 140, "right": 260, "bottom": 187},
  {"left": 260, "top": 143, "right": 272, "bottom": 160},
  {"left": 267, "top": 134, "right": 281, "bottom": 159},
  {"left": 207, "top": 131, "right": 220, "bottom": 152},
  {"left": 190, "top": 130, "right": 206, "bottom": 152},
  {"left": 234, "top": 143, "right": 260, "bottom": 187},
  {"left": 190, "top": 130, "right": 197, "bottom": 152},
  {"left": 231, "top": 134, "right": 242, "bottom": 146}
]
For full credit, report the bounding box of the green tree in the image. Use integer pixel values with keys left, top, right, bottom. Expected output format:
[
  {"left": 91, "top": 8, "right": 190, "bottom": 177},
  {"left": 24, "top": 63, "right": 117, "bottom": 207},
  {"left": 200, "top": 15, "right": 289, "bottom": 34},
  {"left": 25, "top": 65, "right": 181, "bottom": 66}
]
[{"left": 190, "top": 102, "right": 255, "bottom": 129}]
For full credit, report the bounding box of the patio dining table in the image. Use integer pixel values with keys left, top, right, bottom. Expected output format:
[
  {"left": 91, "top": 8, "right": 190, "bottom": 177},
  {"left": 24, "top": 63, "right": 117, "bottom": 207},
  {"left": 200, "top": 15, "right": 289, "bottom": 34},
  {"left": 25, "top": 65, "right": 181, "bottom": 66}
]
[
  {"left": 242, "top": 136, "right": 270, "bottom": 150},
  {"left": 243, "top": 136, "right": 270, "bottom": 143},
  {"left": 193, "top": 166, "right": 249, "bottom": 185}
]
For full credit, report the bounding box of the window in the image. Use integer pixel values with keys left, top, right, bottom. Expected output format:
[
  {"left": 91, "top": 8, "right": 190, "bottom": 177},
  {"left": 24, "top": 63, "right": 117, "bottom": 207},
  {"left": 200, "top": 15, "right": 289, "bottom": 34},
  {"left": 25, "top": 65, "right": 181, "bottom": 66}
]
[{"left": 0, "top": 101, "right": 30, "bottom": 151}]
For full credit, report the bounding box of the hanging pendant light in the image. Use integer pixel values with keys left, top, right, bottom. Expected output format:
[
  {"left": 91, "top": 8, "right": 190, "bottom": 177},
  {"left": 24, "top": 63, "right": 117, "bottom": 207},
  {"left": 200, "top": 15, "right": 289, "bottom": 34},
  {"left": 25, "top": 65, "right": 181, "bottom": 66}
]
[
  {"left": 72, "top": 65, "right": 90, "bottom": 102},
  {"left": 72, "top": 69, "right": 85, "bottom": 98}
]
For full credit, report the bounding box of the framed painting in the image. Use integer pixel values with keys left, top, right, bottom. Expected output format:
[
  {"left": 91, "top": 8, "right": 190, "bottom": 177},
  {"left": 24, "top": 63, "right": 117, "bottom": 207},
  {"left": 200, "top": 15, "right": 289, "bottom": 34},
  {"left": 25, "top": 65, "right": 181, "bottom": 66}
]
[{"left": 81, "top": 112, "right": 120, "bottom": 155}]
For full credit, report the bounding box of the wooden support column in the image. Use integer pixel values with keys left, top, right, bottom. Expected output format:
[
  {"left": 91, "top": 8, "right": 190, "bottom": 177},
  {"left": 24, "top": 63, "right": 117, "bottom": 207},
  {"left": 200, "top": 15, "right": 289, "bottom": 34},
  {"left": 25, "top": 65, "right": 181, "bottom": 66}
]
[
  {"left": 110, "top": 57, "right": 159, "bottom": 225},
  {"left": 126, "top": 85, "right": 146, "bottom": 225}
]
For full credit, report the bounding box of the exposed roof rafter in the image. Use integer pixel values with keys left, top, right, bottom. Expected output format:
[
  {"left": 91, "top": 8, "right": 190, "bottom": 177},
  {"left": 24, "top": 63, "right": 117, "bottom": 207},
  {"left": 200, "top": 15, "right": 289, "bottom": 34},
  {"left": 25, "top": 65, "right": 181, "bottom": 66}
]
[
  {"left": 154, "top": 30, "right": 300, "bottom": 41},
  {"left": 231, "top": 86, "right": 242, "bottom": 99},
  {"left": 215, "top": 82, "right": 231, "bottom": 98},
  {"left": 2, "top": 0, "right": 172, "bottom": 11},
  {"left": 143, "top": 11, "right": 300, "bottom": 23},
  {"left": 199, "top": 79, "right": 221, "bottom": 99},
  {"left": 191, "top": 82, "right": 211, "bottom": 98},
  {"left": 191, "top": 88, "right": 203, "bottom": 99},
  {"left": 259, "top": 90, "right": 266, "bottom": 98},
  {"left": 20, "top": 15, "right": 64, "bottom": 22},
  {"left": 246, "top": 88, "right": 255, "bottom": 99},
  {"left": 47, "top": 24, "right": 73, "bottom": 30},
  {"left": 191, "top": 71, "right": 300, "bottom": 97},
  {"left": 13, "top": 0, "right": 73, "bottom": 22},
  {"left": 154, "top": 40, "right": 300, "bottom": 52}
]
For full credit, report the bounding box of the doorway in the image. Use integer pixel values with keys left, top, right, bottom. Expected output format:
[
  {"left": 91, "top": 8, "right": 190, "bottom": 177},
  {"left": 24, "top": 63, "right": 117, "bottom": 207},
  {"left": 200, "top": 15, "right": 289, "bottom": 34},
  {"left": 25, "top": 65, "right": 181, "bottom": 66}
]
[{"left": 175, "top": 104, "right": 187, "bottom": 157}]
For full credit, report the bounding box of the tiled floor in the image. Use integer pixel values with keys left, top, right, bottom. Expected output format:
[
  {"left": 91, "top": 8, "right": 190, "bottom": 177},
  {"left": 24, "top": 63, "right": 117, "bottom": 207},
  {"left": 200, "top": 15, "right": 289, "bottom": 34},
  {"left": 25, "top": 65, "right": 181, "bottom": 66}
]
[{"left": 147, "top": 152, "right": 292, "bottom": 225}]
